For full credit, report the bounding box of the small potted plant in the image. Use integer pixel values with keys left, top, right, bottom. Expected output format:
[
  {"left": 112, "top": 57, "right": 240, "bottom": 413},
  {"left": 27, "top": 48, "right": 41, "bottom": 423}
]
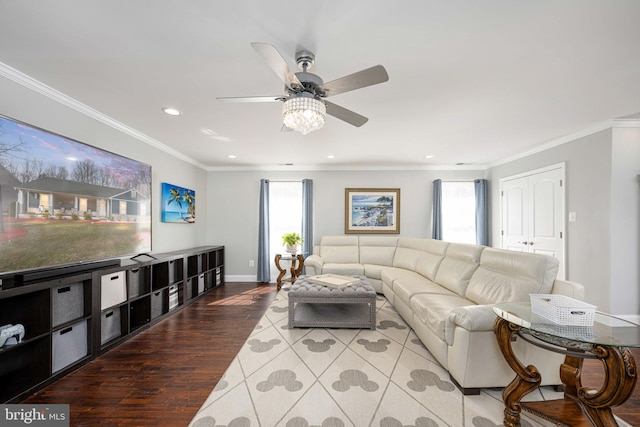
[{"left": 282, "top": 232, "right": 304, "bottom": 255}]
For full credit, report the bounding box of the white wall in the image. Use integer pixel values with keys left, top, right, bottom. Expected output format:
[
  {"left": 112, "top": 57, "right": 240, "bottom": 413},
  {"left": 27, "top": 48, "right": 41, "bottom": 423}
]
[
  {"left": 206, "top": 169, "right": 485, "bottom": 280},
  {"left": 0, "top": 75, "right": 208, "bottom": 254},
  {"left": 610, "top": 127, "right": 640, "bottom": 317}
]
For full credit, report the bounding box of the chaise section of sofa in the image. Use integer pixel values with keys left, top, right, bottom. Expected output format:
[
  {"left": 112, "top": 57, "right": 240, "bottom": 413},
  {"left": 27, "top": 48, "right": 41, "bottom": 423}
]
[{"left": 305, "top": 235, "right": 585, "bottom": 394}]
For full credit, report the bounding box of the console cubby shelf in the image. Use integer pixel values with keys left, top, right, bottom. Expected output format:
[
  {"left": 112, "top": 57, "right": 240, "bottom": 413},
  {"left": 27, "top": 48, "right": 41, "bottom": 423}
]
[{"left": 0, "top": 245, "right": 224, "bottom": 403}]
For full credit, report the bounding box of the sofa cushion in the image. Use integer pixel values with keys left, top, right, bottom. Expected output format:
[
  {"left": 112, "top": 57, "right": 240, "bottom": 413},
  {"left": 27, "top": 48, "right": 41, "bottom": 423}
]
[
  {"left": 363, "top": 264, "right": 387, "bottom": 281},
  {"left": 319, "top": 236, "right": 359, "bottom": 263},
  {"left": 358, "top": 236, "right": 398, "bottom": 266},
  {"left": 393, "top": 238, "right": 448, "bottom": 272},
  {"left": 410, "top": 293, "right": 473, "bottom": 341},
  {"left": 466, "top": 248, "right": 559, "bottom": 305},
  {"left": 381, "top": 267, "right": 423, "bottom": 291},
  {"left": 321, "top": 263, "right": 365, "bottom": 276},
  {"left": 434, "top": 243, "right": 483, "bottom": 297},
  {"left": 393, "top": 276, "right": 456, "bottom": 307}
]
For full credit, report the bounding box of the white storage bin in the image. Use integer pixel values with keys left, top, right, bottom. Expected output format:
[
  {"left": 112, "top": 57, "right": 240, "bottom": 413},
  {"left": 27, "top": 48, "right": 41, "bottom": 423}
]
[
  {"left": 101, "top": 271, "right": 127, "bottom": 310},
  {"left": 198, "top": 274, "right": 205, "bottom": 294},
  {"left": 52, "top": 282, "right": 84, "bottom": 327},
  {"left": 168, "top": 285, "right": 179, "bottom": 311},
  {"left": 52, "top": 319, "right": 88, "bottom": 373},
  {"left": 530, "top": 294, "right": 596, "bottom": 326}
]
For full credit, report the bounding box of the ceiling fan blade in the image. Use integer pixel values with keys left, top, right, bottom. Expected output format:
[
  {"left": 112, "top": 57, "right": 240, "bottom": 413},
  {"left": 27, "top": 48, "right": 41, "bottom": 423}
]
[
  {"left": 325, "top": 100, "right": 369, "bottom": 127},
  {"left": 251, "top": 42, "right": 302, "bottom": 90},
  {"left": 217, "top": 96, "right": 284, "bottom": 103},
  {"left": 321, "top": 65, "right": 389, "bottom": 97}
]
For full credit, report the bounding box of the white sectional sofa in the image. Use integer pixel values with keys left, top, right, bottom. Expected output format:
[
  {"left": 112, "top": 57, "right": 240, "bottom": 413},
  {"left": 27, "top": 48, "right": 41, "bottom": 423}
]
[{"left": 304, "top": 235, "right": 584, "bottom": 394}]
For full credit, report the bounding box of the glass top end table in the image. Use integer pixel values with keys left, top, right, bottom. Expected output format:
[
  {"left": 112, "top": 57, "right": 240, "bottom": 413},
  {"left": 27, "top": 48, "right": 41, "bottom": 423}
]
[{"left": 493, "top": 302, "right": 639, "bottom": 427}]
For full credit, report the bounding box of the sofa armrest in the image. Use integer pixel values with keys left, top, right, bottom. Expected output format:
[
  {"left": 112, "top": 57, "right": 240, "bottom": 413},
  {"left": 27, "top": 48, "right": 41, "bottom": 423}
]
[
  {"left": 551, "top": 279, "right": 585, "bottom": 300},
  {"left": 445, "top": 304, "right": 497, "bottom": 345},
  {"left": 304, "top": 254, "right": 323, "bottom": 276}
]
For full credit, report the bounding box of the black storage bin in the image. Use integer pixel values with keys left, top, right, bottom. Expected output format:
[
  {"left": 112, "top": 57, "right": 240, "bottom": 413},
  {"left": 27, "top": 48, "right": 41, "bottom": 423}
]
[
  {"left": 52, "top": 319, "right": 88, "bottom": 373},
  {"left": 151, "top": 290, "right": 165, "bottom": 319},
  {"left": 128, "top": 268, "right": 147, "bottom": 298},
  {"left": 52, "top": 282, "right": 84, "bottom": 327},
  {"left": 101, "top": 308, "right": 121, "bottom": 345}
]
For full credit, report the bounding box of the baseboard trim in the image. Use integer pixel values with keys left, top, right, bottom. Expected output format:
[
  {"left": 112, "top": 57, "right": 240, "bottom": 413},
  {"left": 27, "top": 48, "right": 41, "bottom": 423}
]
[{"left": 225, "top": 275, "right": 272, "bottom": 283}]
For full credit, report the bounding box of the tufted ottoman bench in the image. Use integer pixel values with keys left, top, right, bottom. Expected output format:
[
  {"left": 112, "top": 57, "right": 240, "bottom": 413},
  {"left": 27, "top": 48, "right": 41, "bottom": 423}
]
[{"left": 288, "top": 276, "right": 376, "bottom": 330}]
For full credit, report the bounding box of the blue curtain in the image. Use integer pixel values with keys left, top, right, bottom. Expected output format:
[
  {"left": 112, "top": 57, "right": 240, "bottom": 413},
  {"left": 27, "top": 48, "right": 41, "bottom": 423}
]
[
  {"left": 301, "top": 179, "right": 313, "bottom": 259},
  {"left": 257, "top": 179, "right": 270, "bottom": 282},
  {"left": 474, "top": 179, "right": 489, "bottom": 246},
  {"left": 432, "top": 179, "right": 443, "bottom": 240}
]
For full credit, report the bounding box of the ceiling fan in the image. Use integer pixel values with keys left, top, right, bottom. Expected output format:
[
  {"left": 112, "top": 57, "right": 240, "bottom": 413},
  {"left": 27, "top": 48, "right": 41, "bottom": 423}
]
[{"left": 217, "top": 42, "right": 389, "bottom": 134}]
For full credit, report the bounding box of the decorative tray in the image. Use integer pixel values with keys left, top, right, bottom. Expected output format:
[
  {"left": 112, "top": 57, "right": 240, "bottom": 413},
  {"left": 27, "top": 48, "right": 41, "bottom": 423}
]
[{"left": 307, "top": 274, "right": 360, "bottom": 289}]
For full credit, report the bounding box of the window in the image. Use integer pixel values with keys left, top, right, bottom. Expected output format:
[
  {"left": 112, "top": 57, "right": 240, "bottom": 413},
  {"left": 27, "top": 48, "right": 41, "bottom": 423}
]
[
  {"left": 269, "top": 182, "right": 302, "bottom": 280},
  {"left": 441, "top": 181, "right": 476, "bottom": 244}
]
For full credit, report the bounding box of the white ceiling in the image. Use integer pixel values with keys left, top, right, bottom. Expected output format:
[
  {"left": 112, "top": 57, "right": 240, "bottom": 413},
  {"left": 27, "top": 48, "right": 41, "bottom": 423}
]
[{"left": 1, "top": 1, "right": 639, "bottom": 170}]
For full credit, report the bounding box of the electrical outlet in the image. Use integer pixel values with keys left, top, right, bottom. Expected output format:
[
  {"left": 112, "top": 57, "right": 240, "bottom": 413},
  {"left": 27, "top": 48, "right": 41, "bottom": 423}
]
[
  {"left": 249, "top": 260, "right": 255, "bottom": 267},
  {"left": 568, "top": 212, "right": 577, "bottom": 222}
]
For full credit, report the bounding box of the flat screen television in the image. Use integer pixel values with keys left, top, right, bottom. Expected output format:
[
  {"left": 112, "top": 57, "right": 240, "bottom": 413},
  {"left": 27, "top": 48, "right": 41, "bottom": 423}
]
[{"left": 0, "top": 114, "right": 152, "bottom": 285}]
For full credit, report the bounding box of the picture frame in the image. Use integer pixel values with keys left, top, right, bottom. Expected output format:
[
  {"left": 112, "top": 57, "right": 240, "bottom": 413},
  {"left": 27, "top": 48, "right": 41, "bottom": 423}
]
[
  {"left": 161, "top": 182, "right": 195, "bottom": 223},
  {"left": 345, "top": 188, "right": 400, "bottom": 234}
]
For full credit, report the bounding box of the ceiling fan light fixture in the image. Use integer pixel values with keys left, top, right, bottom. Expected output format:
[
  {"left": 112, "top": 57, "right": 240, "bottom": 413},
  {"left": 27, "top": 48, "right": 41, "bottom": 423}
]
[{"left": 282, "top": 95, "right": 326, "bottom": 135}]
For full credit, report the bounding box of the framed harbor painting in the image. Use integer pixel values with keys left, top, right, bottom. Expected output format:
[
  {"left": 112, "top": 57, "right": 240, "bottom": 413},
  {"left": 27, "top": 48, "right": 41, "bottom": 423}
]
[
  {"left": 345, "top": 188, "right": 400, "bottom": 234},
  {"left": 161, "top": 182, "right": 195, "bottom": 223}
]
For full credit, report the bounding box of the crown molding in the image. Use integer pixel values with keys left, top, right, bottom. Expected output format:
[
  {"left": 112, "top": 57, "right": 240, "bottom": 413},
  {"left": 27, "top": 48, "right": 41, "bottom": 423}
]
[{"left": 0, "top": 61, "right": 207, "bottom": 170}]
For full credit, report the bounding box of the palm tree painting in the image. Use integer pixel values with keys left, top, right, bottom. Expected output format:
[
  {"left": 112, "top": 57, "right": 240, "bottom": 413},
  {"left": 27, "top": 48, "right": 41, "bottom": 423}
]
[{"left": 161, "top": 182, "right": 196, "bottom": 223}]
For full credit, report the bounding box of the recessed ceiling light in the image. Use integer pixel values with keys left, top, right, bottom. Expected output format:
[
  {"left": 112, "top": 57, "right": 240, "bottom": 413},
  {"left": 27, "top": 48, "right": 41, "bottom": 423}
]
[
  {"left": 424, "top": 155, "right": 434, "bottom": 159},
  {"left": 327, "top": 155, "right": 335, "bottom": 159},
  {"left": 227, "top": 155, "right": 236, "bottom": 159},
  {"left": 162, "top": 107, "right": 182, "bottom": 116}
]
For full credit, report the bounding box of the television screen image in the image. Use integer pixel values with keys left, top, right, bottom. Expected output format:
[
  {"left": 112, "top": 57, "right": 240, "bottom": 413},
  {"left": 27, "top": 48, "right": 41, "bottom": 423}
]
[{"left": 0, "top": 114, "right": 152, "bottom": 278}]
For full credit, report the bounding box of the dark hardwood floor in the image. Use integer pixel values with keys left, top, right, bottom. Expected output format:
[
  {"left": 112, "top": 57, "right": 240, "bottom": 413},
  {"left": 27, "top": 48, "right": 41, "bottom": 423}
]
[{"left": 21, "top": 283, "right": 640, "bottom": 426}]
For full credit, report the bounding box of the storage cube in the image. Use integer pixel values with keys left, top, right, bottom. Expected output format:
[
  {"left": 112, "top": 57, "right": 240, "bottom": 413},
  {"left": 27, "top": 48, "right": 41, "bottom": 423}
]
[
  {"left": 101, "top": 271, "right": 127, "bottom": 310},
  {"left": 101, "top": 309, "right": 121, "bottom": 345},
  {"left": 52, "top": 319, "right": 88, "bottom": 373},
  {"left": 52, "top": 282, "right": 84, "bottom": 327}
]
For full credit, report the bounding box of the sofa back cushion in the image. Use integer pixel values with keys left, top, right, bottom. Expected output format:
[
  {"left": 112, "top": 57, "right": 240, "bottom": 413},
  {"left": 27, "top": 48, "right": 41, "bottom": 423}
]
[
  {"left": 434, "top": 243, "right": 483, "bottom": 297},
  {"left": 319, "top": 236, "right": 360, "bottom": 263},
  {"left": 394, "top": 238, "right": 448, "bottom": 276},
  {"left": 359, "top": 236, "right": 398, "bottom": 266},
  {"left": 466, "top": 248, "right": 559, "bottom": 305}
]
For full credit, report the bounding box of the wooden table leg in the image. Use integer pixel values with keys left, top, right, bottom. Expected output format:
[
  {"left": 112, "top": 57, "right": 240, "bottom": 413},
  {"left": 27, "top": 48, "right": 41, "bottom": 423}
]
[
  {"left": 494, "top": 317, "right": 542, "bottom": 427},
  {"left": 575, "top": 345, "right": 637, "bottom": 426},
  {"left": 275, "top": 254, "right": 286, "bottom": 290},
  {"left": 290, "top": 254, "right": 304, "bottom": 285}
]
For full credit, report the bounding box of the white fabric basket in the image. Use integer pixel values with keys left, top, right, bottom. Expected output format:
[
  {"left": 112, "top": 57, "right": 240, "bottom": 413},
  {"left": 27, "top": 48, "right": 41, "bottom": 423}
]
[{"left": 530, "top": 294, "right": 596, "bottom": 326}]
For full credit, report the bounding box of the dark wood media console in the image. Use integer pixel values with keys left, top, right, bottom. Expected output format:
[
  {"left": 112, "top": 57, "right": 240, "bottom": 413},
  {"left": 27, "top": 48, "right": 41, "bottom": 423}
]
[{"left": 0, "top": 245, "right": 224, "bottom": 403}]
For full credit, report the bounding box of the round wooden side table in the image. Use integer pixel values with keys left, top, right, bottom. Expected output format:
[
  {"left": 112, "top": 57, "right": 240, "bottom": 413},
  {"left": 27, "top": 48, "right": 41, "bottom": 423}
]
[{"left": 274, "top": 254, "right": 304, "bottom": 290}]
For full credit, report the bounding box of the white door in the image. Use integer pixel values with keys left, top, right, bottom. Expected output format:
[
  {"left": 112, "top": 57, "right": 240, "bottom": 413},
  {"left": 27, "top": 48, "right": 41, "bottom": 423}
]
[{"left": 501, "top": 164, "right": 565, "bottom": 279}]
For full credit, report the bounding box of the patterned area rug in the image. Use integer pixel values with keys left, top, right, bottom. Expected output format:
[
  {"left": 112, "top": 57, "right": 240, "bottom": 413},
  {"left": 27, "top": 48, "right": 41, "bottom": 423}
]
[{"left": 190, "top": 290, "right": 631, "bottom": 427}]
